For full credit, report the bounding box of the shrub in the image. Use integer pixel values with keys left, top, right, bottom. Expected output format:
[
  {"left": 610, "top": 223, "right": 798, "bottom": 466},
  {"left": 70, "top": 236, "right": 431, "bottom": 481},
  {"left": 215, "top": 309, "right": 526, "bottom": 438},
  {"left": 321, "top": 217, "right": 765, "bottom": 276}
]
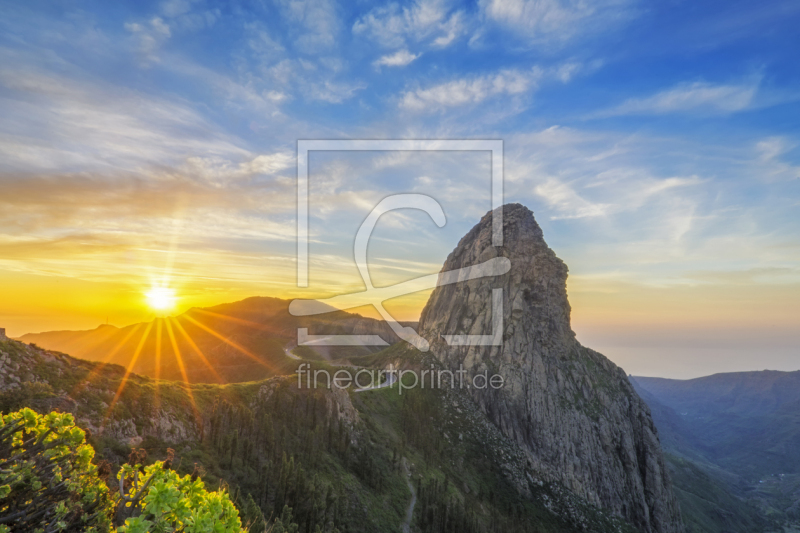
[
  {"left": 0, "top": 407, "right": 113, "bottom": 532},
  {"left": 0, "top": 408, "right": 247, "bottom": 533},
  {"left": 115, "top": 452, "right": 245, "bottom": 533}
]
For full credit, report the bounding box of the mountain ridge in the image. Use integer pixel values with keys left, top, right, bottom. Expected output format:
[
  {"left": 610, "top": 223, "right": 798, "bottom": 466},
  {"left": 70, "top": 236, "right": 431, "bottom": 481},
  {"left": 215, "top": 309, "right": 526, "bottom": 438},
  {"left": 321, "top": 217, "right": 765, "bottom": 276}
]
[
  {"left": 17, "top": 296, "right": 413, "bottom": 384},
  {"left": 633, "top": 371, "right": 800, "bottom": 532}
]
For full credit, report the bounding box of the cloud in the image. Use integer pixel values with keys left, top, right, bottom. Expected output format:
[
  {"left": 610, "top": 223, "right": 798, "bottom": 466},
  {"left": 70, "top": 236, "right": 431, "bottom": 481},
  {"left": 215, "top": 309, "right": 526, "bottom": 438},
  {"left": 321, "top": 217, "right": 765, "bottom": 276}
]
[
  {"left": 180, "top": 152, "right": 295, "bottom": 187},
  {"left": 501, "top": 125, "right": 800, "bottom": 295},
  {"left": 374, "top": 49, "right": 420, "bottom": 68},
  {"left": 480, "top": 0, "right": 636, "bottom": 46},
  {"left": 0, "top": 66, "right": 249, "bottom": 173},
  {"left": 400, "top": 68, "right": 541, "bottom": 111},
  {"left": 232, "top": 22, "right": 362, "bottom": 106},
  {"left": 595, "top": 79, "right": 760, "bottom": 117},
  {"left": 158, "top": 0, "right": 220, "bottom": 31},
  {"left": 534, "top": 178, "right": 611, "bottom": 219},
  {"left": 0, "top": 149, "right": 300, "bottom": 287},
  {"left": 523, "top": 141, "right": 702, "bottom": 221},
  {"left": 355, "top": 0, "right": 631, "bottom": 50},
  {"left": 353, "top": 0, "right": 465, "bottom": 49},
  {"left": 277, "top": 0, "right": 340, "bottom": 53},
  {"left": 753, "top": 137, "right": 800, "bottom": 181},
  {"left": 125, "top": 17, "right": 171, "bottom": 66},
  {"left": 308, "top": 80, "right": 367, "bottom": 103},
  {"left": 554, "top": 62, "right": 582, "bottom": 82}
]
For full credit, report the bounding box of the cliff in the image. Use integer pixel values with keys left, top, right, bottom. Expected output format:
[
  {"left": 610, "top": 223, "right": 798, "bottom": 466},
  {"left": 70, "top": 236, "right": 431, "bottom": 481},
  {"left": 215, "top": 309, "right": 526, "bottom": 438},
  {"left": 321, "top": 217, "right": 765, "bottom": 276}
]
[{"left": 419, "top": 204, "right": 684, "bottom": 533}]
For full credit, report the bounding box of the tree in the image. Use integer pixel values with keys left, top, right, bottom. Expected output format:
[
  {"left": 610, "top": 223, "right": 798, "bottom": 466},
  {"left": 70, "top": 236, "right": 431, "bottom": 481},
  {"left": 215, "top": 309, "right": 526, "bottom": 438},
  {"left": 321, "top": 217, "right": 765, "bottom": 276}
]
[
  {"left": 0, "top": 408, "right": 113, "bottom": 532},
  {"left": 270, "top": 505, "right": 299, "bottom": 533}
]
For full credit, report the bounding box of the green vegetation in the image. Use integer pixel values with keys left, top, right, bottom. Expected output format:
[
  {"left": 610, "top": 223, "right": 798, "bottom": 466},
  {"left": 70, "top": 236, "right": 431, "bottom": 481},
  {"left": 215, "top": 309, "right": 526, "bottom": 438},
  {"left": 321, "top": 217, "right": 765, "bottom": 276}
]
[
  {"left": 632, "top": 375, "right": 800, "bottom": 532},
  {"left": 115, "top": 449, "right": 244, "bottom": 533},
  {"left": 0, "top": 408, "right": 245, "bottom": 533},
  {"left": 0, "top": 338, "right": 641, "bottom": 533},
  {"left": 666, "top": 454, "right": 774, "bottom": 533},
  {"left": 0, "top": 408, "right": 112, "bottom": 532}
]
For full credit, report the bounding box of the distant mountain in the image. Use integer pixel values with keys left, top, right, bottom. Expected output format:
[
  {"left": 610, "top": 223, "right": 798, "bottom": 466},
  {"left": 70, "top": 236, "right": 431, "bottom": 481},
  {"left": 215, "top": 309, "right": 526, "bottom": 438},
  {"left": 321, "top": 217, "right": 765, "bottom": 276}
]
[
  {"left": 635, "top": 371, "right": 800, "bottom": 478},
  {"left": 633, "top": 372, "right": 800, "bottom": 532},
  {"left": 18, "top": 296, "right": 409, "bottom": 384}
]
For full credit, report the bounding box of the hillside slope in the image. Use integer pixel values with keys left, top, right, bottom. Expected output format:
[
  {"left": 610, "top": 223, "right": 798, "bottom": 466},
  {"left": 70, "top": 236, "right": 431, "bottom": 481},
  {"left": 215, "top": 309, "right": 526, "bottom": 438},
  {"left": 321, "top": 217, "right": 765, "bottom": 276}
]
[
  {"left": 635, "top": 371, "right": 800, "bottom": 478},
  {"left": 630, "top": 379, "right": 776, "bottom": 533},
  {"left": 1, "top": 335, "right": 637, "bottom": 533},
  {"left": 18, "top": 297, "right": 406, "bottom": 384},
  {"left": 634, "top": 372, "right": 800, "bottom": 531}
]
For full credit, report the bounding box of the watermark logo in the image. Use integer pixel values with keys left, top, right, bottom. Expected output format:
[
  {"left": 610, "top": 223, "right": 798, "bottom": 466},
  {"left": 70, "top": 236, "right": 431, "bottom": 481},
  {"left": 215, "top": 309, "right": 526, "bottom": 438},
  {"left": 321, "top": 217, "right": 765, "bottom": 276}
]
[
  {"left": 289, "top": 140, "right": 506, "bottom": 352},
  {"left": 296, "top": 363, "right": 505, "bottom": 394}
]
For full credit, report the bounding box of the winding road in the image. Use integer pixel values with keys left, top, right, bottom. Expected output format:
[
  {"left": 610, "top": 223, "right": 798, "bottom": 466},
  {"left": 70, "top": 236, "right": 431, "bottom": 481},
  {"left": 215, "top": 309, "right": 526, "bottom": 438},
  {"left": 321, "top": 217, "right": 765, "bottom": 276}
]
[
  {"left": 283, "top": 345, "right": 301, "bottom": 360},
  {"left": 285, "top": 344, "right": 396, "bottom": 392}
]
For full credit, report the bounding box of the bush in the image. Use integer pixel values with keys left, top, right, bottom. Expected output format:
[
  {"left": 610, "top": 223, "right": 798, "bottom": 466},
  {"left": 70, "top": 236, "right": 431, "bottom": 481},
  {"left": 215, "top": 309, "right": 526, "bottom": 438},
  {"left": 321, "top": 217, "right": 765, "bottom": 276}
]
[
  {"left": 115, "top": 450, "right": 245, "bottom": 533},
  {"left": 0, "top": 408, "right": 247, "bottom": 533},
  {"left": 0, "top": 407, "right": 113, "bottom": 532}
]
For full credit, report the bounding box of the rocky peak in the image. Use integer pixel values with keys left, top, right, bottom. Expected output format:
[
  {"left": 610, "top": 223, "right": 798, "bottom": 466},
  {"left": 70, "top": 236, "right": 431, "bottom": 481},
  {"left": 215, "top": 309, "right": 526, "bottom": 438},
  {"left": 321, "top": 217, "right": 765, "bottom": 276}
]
[
  {"left": 419, "top": 204, "right": 684, "bottom": 533},
  {"left": 420, "top": 203, "right": 574, "bottom": 354}
]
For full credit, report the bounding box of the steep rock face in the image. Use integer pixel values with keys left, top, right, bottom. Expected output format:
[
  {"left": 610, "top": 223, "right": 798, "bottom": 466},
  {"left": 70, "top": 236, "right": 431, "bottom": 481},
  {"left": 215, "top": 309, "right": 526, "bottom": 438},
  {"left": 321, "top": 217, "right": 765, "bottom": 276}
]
[{"left": 419, "top": 204, "right": 684, "bottom": 533}]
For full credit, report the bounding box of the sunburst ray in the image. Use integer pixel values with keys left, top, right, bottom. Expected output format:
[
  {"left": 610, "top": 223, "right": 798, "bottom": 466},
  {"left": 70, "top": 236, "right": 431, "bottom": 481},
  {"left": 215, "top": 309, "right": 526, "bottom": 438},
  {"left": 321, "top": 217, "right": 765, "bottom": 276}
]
[
  {"left": 171, "top": 316, "right": 225, "bottom": 383},
  {"left": 154, "top": 318, "right": 163, "bottom": 409},
  {"left": 165, "top": 317, "right": 201, "bottom": 426},
  {"left": 105, "top": 321, "right": 154, "bottom": 421},
  {"left": 71, "top": 323, "right": 144, "bottom": 397},
  {"left": 192, "top": 308, "right": 282, "bottom": 335},
  {"left": 182, "top": 313, "right": 274, "bottom": 371}
]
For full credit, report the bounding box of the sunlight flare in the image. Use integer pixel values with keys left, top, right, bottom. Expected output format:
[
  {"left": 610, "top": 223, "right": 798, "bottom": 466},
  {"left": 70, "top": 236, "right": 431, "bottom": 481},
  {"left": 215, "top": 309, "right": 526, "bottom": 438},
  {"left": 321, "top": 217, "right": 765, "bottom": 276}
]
[
  {"left": 105, "top": 321, "right": 153, "bottom": 421},
  {"left": 171, "top": 317, "right": 225, "bottom": 383},
  {"left": 165, "top": 317, "right": 202, "bottom": 426},
  {"left": 145, "top": 287, "right": 177, "bottom": 311},
  {"left": 183, "top": 313, "right": 273, "bottom": 371}
]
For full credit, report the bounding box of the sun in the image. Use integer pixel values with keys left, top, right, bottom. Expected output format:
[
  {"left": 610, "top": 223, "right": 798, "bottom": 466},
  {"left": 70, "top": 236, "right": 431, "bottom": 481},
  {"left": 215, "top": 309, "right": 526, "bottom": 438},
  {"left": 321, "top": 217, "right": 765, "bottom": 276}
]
[{"left": 145, "top": 287, "right": 177, "bottom": 311}]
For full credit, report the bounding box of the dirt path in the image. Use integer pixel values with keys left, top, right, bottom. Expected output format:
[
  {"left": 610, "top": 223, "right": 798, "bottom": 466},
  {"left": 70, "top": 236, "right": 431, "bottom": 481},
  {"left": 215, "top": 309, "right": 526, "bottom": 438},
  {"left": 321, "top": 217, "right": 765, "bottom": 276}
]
[{"left": 402, "top": 460, "right": 416, "bottom": 533}]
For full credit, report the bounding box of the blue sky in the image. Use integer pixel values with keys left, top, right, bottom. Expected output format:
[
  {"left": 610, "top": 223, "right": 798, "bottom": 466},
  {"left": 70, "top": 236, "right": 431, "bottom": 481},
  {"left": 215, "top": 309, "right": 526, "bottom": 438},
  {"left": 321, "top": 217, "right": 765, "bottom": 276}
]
[{"left": 0, "top": 0, "right": 798, "bottom": 377}]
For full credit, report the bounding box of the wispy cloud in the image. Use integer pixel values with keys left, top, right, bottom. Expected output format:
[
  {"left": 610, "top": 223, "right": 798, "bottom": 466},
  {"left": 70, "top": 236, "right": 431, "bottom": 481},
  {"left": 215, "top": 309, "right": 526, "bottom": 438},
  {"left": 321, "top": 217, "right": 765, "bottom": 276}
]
[
  {"left": 276, "top": 0, "right": 341, "bottom": 54},
  {"left": 753, "top": 137, "right": 800, "bottom": 182},
  {"left": 0, "top": 66, "right": 248, "bottom": 172},
  {"left": 480, "top": 0, "right": 637, "bottom": 46},
  {"left": 400, "top": 68, "right": 541, "bottom": 111},
  {"left": 534, "top": 178, "right": 611, "bottom": 219},
  {"left": 125, "top": 17, "right": 172, "bottom": 66},
  {"left": 373, "top": 49, "right": 420, "bottom": 68},
  {"left": 353, "top": 0, "right": 465, "bottom": 49},
  {"left": 594, "top": 79, "right": 760, "bottom": 117},
  {"left": 308, "top": 80, "right": 367, "bottom": 103}
]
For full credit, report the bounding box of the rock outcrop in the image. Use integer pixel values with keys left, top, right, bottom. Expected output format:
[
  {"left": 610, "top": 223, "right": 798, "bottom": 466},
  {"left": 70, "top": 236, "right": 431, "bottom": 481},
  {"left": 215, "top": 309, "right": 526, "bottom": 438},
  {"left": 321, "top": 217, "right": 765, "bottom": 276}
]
[{"left": 419, "top": 204, "right": 684, "bottom": 533}]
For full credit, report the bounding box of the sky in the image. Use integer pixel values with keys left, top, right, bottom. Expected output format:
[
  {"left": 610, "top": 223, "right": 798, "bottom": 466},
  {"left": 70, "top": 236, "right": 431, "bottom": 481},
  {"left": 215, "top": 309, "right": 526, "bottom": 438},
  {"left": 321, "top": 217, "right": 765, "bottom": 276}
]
[{"left": 0, "top": 0, "right": 798, "bottom": 378}]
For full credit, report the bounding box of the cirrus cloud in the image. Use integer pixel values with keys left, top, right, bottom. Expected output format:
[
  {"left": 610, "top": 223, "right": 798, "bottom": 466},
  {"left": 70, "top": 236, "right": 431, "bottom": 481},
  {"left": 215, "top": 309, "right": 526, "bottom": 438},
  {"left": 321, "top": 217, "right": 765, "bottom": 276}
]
[
  {"left": 593, "top": 79, "right": 760, "bottom": 117},
  {"left": 400, "top": 68, "right": 542, "bottom": 111}
]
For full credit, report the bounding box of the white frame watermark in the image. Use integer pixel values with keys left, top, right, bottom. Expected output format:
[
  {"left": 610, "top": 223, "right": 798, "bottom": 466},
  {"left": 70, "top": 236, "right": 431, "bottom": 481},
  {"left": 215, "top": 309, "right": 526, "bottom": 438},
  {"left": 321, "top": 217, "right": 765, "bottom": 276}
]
[{"left": 290, "top": 140, "right": 506, "bottom": 352}]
